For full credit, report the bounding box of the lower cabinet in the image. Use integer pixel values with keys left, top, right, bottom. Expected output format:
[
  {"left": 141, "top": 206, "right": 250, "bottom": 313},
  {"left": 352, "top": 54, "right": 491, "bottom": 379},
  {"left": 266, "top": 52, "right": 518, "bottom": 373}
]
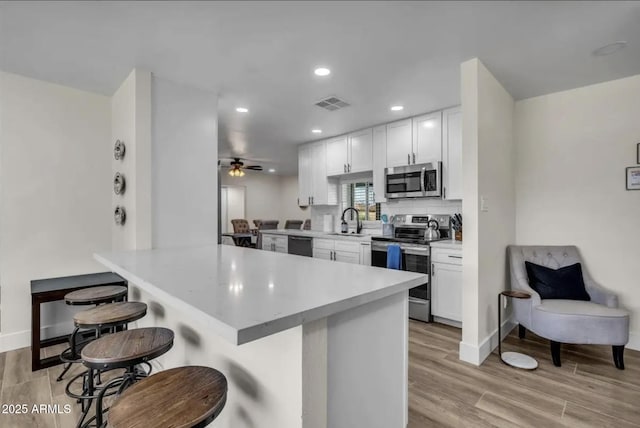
[
  {"left": 261, "top": 234, "right": 288, "bottom": 253},
  {"left": 431, "top": 248, "right": 462, "bottom": 324},
  {"left": 313, "top": 238, "right": 370, "bottom": 265}
]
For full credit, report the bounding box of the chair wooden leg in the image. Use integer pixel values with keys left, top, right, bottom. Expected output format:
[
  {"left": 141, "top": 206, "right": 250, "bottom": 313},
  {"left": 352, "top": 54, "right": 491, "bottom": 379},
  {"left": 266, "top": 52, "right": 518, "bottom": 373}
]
[
  {"left": 612, "top": 345, "right": 625, "bottom": 370},
  {"left": 518, "top": 325, "right": 526, "bottom": 339},
  {"left": 550, "top": 341, "right": 561, "bottom": 367}
]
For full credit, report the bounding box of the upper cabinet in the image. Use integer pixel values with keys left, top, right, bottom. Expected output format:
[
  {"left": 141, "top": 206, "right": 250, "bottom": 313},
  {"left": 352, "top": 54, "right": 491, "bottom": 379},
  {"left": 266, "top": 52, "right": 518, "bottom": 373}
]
[
  {"left": 298, "top": 141, "right": 338, "bottom": 206},
  {"left": 348, "top": 128, "right": 373, "bottom": 173},
  {"left": 386, "top": 114, "right": 443, "bottom": 168},
  {"left": 326, "top": 130, "right": 373, "bottom": 176},
  {"left": 385, "top": 119, "right": 413, "bottom": 168},
  {"left": 372, "top": 126, "right": 387, "bottom": 203},
  {"left": 326, "top": 136, "right": 349, "bottom": 176},
  {"left": 442, "top": 107, "right": 462, "bottom": 200},
  {"left": 413, "top": 111, "right": 442, "bottom": 164},
  {"left": 298, "top": 144, "right": 312, "bottom": 206}
]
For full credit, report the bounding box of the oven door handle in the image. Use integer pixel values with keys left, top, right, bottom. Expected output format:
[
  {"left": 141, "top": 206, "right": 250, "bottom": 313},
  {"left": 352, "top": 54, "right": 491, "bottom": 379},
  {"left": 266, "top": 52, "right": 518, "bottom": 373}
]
[
  {"left": 420, "top": 167, "right": 426, "bottom": 193},
  {"left": 408, "top": 297, "right": 428, "bottom": 305},
  {"left": 403, "top": 247, "right": 430, "bottom": 256}
]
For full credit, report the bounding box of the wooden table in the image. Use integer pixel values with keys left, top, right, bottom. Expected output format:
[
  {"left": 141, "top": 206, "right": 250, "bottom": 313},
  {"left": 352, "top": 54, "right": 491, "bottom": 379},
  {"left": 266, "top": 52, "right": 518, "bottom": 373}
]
[{"left": 30, "top": 272, "right": 127, "bottom": 372}]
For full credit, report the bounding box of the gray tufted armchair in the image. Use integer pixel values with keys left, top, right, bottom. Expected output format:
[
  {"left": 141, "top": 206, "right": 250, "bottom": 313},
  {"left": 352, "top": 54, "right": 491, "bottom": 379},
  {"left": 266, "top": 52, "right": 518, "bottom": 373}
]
[{"left": 508, "top": 245, "right": 629, "bottom": 369}]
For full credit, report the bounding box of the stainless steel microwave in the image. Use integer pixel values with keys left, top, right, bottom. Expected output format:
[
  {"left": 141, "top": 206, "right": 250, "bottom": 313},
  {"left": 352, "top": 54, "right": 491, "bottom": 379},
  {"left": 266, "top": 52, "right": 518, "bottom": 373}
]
[{"left": 384, "top": 162, "right": 442, "bottom": 199}]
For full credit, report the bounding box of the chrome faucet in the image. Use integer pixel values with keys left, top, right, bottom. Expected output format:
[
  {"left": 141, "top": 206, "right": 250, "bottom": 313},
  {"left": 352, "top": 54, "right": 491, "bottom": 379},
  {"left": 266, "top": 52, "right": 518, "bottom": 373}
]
[{"left": 340, "top": 207, "right": 362, "bottom": 234}]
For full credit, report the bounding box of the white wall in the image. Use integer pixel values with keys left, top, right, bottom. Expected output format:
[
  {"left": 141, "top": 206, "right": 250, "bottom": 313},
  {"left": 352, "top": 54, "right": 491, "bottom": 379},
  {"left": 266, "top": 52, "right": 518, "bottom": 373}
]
[
  {"left": 220, "top": 172, "right": 306, "bottom": 228},
  {"left": 460, "top": 59, "right": 516, "bottom": 365},
  {"left": 0, "top": 72, "right": 112, "bottom": 347},
  {"left": 515, "top": 74, "right": 640, "bottom": 350},
  {"left": 221, "top": 185, "right": 246, "bottom": 233},
  {"left": 279, "top": 175, "right": 308, "bottom": 224},
  {"left": 111, "top": 69, "right": 152, "bottom": 251},
  {"left": 152, "top": 77, "right": 218, "bottom": 248}
]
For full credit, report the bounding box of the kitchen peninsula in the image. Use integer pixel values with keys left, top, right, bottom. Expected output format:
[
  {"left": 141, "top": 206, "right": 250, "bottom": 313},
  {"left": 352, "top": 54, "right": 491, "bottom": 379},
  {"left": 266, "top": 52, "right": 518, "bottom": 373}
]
[{"left": 95, "top": 244, "right": 426, "bottom": 428}]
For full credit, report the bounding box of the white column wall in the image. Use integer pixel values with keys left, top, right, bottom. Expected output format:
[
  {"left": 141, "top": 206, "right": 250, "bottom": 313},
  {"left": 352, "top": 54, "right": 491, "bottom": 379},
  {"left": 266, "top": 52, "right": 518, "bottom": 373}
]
[
  {"left": 151, "top": 76, "right": 218, "bottom": 248},
  {"left": 460, "top": 59, "right": 516, "bottom": 365}
]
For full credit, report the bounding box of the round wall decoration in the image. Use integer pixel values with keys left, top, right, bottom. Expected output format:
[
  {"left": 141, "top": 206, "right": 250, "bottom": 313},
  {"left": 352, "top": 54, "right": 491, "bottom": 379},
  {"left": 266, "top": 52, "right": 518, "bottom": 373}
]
[
  {"left": 114, "top": 139, "right": 126, "bottom": 160},
  {"left": 114, "top": 172, "right": 126, "bottom": 195},
  {"left": 114, "top": 206, "right": 126, "bottom": 225}
]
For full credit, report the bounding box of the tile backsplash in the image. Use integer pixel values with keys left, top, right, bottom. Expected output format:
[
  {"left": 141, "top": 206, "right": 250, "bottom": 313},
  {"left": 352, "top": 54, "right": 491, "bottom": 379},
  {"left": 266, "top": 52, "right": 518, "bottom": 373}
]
[{"left": 311, "top": 198, "right": 462, "bottom": 233}]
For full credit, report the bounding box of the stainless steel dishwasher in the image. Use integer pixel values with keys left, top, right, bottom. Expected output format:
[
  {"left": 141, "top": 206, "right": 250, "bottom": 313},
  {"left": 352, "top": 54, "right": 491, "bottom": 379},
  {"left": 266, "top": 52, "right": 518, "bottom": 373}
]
[{"left": 288, "top": 235, "right": 313, "bottom": 257}]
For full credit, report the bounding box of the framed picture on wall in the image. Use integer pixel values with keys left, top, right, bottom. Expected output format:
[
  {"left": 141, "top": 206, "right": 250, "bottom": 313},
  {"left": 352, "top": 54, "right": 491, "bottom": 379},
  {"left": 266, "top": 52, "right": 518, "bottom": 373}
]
[{"left": 627, "top": 166, "right": 640, "bottom": 190}]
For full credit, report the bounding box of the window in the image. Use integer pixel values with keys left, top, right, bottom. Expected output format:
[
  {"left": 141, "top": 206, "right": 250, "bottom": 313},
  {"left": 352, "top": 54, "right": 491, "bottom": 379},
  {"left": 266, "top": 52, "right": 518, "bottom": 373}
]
[{"left": 341, "top": 181, "right": 380, "bottom": 221}]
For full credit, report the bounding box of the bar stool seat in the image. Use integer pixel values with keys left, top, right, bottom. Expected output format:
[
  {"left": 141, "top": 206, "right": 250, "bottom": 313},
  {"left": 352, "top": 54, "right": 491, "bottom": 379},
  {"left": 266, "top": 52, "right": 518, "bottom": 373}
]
[
  {"left": 65, "top": 285, "right": 128, "bottom": 306},
  {"left": 108, "top": 366, "right": 228, "bottom": 428},
  {"left": 82, "top": 327, "right": 174, "bottom": 370},
  {"left": 73, "top": 302, "right": 147, "bottom": 329}
]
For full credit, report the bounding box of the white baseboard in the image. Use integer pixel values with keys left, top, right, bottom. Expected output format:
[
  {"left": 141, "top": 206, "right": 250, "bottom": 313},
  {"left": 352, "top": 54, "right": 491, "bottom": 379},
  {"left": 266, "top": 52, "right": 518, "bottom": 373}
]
[
  {"left": 459, "top": 317, "right": 517, "bottom": 366},
  {"left": 0, "top": 321, "right": 73, "bottom": 354}
]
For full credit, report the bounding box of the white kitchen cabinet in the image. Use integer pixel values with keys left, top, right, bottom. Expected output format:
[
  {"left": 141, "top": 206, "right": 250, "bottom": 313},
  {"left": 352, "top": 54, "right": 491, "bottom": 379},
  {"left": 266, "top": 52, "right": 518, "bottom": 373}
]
[
  {"left": 313, "top": 237, "right": 366, "bottom": 264},
  {"left": 372, "top": 125, "right": 387, "bottom": 203},
  {"left": 298, "top": 144, "right": 312, "bottom": 206},
  {"left": 386, "top": 119, "right": 412, "bottom": 168},
  {"left": 326, "top": 130, "right": 372, "bottom": 176},
  {"left": 413, "top": 111, "right": 442, "bottom": 164},
  {"left": 326, "top": 136, "right": 349, "bottom": 176},
  {"left": 359, "top": 242, "right": 372, "bottom": 266},
  {"left": 262, "top": 234, "right": 288, "bottom": 253},
  {"left": 442, "top": 106, "right": 462, "bottom": 200},
  {"left": 348, "top": 128, "right": 373, "bottom": 173},
  {"left": 431, "top": 248, "right": 462, "bottom": 325},
  {"left": 298, "top": 141, "right": 338, "bottom": 206}
]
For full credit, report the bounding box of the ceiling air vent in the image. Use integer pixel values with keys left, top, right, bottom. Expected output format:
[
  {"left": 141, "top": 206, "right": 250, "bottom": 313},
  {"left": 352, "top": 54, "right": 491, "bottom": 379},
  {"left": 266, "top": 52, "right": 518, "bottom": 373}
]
[{"left": 315, "top": 96, "right": 350, "bottom": 111}]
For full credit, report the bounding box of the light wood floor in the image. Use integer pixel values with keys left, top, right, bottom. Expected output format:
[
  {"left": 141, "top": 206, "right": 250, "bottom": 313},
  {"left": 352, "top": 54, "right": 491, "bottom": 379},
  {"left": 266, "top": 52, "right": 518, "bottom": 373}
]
[
  {"left": 0, "top": 322, "right": 638, "bottom": 427},
  {"left": 408, "top": 320, "right": 640, "bottom": 427}
]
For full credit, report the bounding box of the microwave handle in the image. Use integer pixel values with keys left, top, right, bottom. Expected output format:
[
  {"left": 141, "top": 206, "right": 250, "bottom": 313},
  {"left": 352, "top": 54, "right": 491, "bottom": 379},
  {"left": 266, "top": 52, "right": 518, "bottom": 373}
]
[{"left": 420, "top": 167, "right": 426, "bottom": 193}]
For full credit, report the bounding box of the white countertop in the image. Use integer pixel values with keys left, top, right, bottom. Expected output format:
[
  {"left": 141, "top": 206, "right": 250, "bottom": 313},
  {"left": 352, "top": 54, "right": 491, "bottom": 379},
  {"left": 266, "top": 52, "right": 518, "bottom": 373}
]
[
  {"left": 95, "top": 245, "right": 425, "bottom": 345},
  {"left": 430, "top": 240, "right": 463, "bottom": 250},
  {"left": 261, "top": 229, "right": 375, "bottom": 242}
]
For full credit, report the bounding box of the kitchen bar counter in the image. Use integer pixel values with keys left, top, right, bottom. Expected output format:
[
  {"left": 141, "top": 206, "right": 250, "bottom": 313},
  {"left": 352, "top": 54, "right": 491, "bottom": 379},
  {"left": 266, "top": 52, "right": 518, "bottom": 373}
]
[
  {"left": 430, "top": 240, "right": 463, "bottom": 249},
  {"left": 260, "top": 228, "right": 376, "bottom": 242},
  {"left": 95, "top": 245, "right": 422, "bottom": 345},
  {"left": 95, "top": 244, "right": 425, "bottom": 428}
]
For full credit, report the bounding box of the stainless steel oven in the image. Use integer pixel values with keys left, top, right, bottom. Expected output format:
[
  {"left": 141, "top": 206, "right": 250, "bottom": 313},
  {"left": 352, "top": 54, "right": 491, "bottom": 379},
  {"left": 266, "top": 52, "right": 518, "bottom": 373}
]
[
  {"left": 371, "top": 240, "right": 431, "bottom": 321},
  {"left": 371, "top": 214, "right": 451, "bottom": 323},
  {"left": 385, "top": 162, "right": 442, "bottom": 199}
]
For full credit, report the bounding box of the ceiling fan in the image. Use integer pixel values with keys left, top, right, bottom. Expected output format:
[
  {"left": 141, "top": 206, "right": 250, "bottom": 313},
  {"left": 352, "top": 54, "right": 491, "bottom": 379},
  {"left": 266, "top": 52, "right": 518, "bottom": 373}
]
[{"left": 223, "top": 157, "right": 263, "bottom": 177}]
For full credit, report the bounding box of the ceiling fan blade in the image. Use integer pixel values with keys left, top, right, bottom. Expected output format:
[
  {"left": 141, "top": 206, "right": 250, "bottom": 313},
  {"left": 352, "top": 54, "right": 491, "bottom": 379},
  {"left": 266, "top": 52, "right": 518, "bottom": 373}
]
[{"left": 246, "top": 165, "right": 263, "bottom": 171}]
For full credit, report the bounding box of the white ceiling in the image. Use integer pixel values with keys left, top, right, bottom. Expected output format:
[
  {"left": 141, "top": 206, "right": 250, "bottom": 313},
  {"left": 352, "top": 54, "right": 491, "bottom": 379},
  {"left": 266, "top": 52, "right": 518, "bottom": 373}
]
[{"left": 2, "top": 1, "right": 640, "bottom": 175}]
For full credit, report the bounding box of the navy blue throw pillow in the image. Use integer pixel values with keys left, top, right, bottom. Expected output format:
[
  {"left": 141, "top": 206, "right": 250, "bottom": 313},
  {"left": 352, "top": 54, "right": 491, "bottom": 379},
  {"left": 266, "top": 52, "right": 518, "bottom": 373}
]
[{"left": 524, "top": 262, "right": 590, "bottom": 301}]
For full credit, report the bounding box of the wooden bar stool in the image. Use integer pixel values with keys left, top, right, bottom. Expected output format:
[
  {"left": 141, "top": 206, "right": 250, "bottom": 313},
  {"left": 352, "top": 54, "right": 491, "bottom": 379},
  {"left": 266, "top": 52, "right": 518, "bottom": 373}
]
[
  {"left": 108, "top": 366, "right": 228, "bottom": 428},
  {"left": 64, "top": 302, "right": 148, "bottom": 424},
  {"left": 58, "top": 285, "right": 129, "bottom": 381},
  {"left": 78, "top": 327, "right": 174, "bottom": 428},
  {"left": 64, "top": 285, "right": 128, "bottom": 306}
]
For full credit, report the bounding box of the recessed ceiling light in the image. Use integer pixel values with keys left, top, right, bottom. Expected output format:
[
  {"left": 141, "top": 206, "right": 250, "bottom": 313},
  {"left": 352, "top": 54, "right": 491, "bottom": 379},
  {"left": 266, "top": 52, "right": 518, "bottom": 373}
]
[
  {"left": 390, "top": 105, "right": 404, "bottom": 111},
  {"left": 268, "top": 168, "right": 276, "bottom": 173},
  {"left": 314, "top": 67, "right": 331, "bottom": 76},
  {"left": 592, "top": 41, "right": 628, "bottom": 56},
  {"left": 311, "top": 129, "right": 322, "bottom": 134},
  {"left": 236, "top": 107, "right": 249, "bottom": 113}
]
